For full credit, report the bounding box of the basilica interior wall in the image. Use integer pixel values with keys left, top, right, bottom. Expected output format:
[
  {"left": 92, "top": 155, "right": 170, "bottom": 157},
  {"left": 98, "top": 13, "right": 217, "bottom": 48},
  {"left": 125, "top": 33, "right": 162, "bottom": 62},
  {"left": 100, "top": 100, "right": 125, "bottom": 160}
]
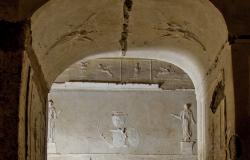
[
  {"left": 18, "top": 53, "right": 47, "bottom": 160},
  {"left": 17, "top": 23, "right": 48, "bottom": 160},
  {"left": 0, "top": 0, "right": 249, "bottom": 160},
  {"left": 203, "top": 43, "right": 236, "bottom": 160},
  {"left": 231, "top": 43, "right": 250, "bottom": 160},
  {"left": 18, "top": 0, "right": 237, "bottom": 160},
  {"left": 47, "top": 87, "right": 197, "bottom": 160}
]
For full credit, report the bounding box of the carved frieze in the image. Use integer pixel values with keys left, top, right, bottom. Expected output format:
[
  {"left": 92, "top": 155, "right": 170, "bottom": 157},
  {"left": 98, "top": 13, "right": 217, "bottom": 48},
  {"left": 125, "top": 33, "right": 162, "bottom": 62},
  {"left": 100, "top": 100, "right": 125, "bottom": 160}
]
[
  {"left": 80, "top": 61, "right": 88, "bottom": 73},
  {"left": 121, "top": 59, "right": 151, "bottom": 83},
  {"left": 152, "top": 60, "right": 194, "bottom": 89},
  {"left": 152, "top": 60, "right": 186, "bottom": 80},
  {"left": 89, "top": 59, "right": 121, "bottom": 81},
  {"left": 54, "top": 58, "right": 194, "bottom": 89}
]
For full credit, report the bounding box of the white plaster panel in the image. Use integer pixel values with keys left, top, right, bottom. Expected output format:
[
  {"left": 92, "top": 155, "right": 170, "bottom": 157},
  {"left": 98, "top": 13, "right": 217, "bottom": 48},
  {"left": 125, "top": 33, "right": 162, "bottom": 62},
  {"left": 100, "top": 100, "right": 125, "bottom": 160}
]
[
  {"left": 48, "top": 154, "right": 197, "bottom": 160},
  {"left": 48, "top": 89, "right": 197, "bottom": 155}
]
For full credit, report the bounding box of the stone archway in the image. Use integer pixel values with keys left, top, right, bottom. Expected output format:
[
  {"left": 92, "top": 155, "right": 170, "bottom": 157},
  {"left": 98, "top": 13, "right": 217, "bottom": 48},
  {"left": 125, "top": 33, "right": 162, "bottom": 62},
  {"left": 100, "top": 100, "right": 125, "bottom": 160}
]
[
  {"left": 47, "top": 57, "right": 198, "bottom": 160},
  {"left": 20, "top": 0, "right": 235, "bottom": 160}
]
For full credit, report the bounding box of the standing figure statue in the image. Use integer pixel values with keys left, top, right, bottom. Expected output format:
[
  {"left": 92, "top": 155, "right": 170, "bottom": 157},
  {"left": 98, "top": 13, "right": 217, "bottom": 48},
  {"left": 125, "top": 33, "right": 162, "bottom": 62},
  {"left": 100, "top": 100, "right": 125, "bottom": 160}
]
[
  {"left": 171, "top": 103, "right": 196, "bottom": 142},
  {"left": 48, "top": 99, "right": 57, "bottom": 143}
]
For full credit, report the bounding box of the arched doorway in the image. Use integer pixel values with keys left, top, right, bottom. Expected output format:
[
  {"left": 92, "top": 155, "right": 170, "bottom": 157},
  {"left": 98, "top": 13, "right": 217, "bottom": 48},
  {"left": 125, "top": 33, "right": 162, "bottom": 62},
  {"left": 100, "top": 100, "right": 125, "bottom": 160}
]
[
  {"left": 47, "top": 58, "right": 198, "bottom": 160},
  {"left": 21, "top": 0, "right": 235, "bottom": 160}
]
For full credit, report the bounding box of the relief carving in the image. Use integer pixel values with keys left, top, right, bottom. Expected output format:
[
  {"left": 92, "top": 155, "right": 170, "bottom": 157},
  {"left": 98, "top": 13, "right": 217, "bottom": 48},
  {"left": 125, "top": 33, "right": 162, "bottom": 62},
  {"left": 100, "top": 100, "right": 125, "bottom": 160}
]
[
  {"left": 171, "top": 103, "right": 196, "bottom": 142},
  {"left": 80, "top": 61, "right": 88, "bottom": 73},
  {"left": 98, "top": 64, "right": 114, "bottom": 77},
  {"left": 98, "top": 111, "right": 139, "bottom": 148},
  {"left": 155, "top": 65, "right": 175, "bottom": 78},
  {"left": 48, "top": 99, "right": 57, "bottom": 143},
  {"left": 110, "top": 112, "right": 128, "bottom": 147},
  {"left": 45, "top": 13, "right": 97, "bottom": 55},
  {"left": 133, "top": 62, "right": 142, "bottom": 78},
  {"left": 154, "top": 22, "right": 206, "bottom": 52}
]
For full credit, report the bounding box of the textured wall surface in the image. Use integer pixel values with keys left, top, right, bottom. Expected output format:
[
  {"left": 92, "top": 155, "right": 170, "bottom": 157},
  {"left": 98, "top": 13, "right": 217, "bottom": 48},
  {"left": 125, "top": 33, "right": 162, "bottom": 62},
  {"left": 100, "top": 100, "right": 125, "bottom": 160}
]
[
  {"left": 231, "top": 43, "right": 250, "bottom": 160},
  {"left": 55, "top": 58, "right": 194, "bottom": 90},
  {"left": 48, "top": 88, "right": 197, "bottom": 158},
  {"left": 0, "top": 20, "right": 25, "bottom": 160},
  {"left": 0, "top": 0, "right": 248, "bottom": 160}
]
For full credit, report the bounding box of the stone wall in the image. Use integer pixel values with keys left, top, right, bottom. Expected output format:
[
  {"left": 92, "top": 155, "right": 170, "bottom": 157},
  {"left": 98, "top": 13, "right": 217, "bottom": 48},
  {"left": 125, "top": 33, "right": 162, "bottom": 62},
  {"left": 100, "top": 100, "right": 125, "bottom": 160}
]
[
  {"left": 0, "top": 1, "right": 248, "bottom": 160},
  {"left": 55, "top": 58, "right": 194, "bottom": 90},
  {"left": 17, "top": 21, "right": 48, "bottom": 160},
  {"left": 48, "top": 87, "right": 197, "bottom": 159},
  {"left": 0, "top": 20, "right": 25, "bottom": 160},
  {"left": 231, "top": 43, "right": 250, "bottom": 160}
]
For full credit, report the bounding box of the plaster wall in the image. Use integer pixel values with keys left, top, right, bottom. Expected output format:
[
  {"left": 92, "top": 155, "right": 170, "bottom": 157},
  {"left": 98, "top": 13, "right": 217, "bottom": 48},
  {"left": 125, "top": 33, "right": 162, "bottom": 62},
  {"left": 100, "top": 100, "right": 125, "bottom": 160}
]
[
  {"left": 18, "top": 53, "right": 47, "bottom": 160},
  {"left": 0, "top": 0, "right": 244, "bottom": 160},
  {"left": 29, "top": 0, "right": 236, "bottom": 159},
  {"left": 48, "top": 88, "right": 197, "bottom": 159}
]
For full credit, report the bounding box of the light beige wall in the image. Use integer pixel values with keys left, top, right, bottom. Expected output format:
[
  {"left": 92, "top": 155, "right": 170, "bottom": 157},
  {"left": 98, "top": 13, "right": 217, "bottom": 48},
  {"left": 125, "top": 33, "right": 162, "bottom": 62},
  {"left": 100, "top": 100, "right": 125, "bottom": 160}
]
[
  {"left": 29, "top": 0, "right": 235, "bottom": 159},
  {"left": 48, "top": 88, "right": 197, "bottom": 155}
]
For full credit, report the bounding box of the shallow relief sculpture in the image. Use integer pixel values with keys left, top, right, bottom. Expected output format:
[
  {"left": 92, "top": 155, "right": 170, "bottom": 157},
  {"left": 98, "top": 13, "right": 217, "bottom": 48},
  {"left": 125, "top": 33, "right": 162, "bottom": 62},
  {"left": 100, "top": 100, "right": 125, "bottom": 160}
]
[
  {"left": 98, "top": 63, "right": 114, "bottom": 78},
  {"left": 99, "top": 111, "right": 139, "bottom": 148},
  {"left": 47, "top": 99, "right": 58, "bottom": 153},
  {"left": 133, "top": 62, "right": 142, "bottom": 78},
  {"left": 110, "top": 112, "right": 128, "bottom": 147},
  {"left": 171, "top": 103, "right": 196, "bottom": 155},
  {"left": 48, "top": 99, "right": 57, "bottom": 143}
]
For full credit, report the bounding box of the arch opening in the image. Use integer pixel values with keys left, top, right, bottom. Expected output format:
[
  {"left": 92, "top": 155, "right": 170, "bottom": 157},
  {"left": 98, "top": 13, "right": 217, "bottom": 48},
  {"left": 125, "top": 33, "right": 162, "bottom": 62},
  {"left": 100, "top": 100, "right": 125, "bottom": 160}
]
[
  {"left": 24, "top": 0, "right": 236, "bottom": 160},
  {"left": 47, "top": 57, "right": 199, "bottom": 160}
]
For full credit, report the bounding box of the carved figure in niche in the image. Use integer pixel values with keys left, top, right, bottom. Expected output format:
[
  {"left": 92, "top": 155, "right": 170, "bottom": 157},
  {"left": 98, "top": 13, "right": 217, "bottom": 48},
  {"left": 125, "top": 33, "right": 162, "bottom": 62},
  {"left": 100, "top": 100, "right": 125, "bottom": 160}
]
[
  {"left": 80, "top": 61, "right": 88, "bottom": 73},
  {"left": 155, "top": 65, "right": 175, "bottom": 78},
  {"left": 171, "top": 103, "right": 196, "bottom": 142},
  {"left": 48, "top": 99, "right": 57, "bottom": 143},
  {"left": 133, "top": 62, "right": 141, "bottom": 78},
  {"left": 98, "top": 64, "right": 113, "bottom": 77},
  {"left": 110, "top": 112, "right": 128, "bottom": 147}
]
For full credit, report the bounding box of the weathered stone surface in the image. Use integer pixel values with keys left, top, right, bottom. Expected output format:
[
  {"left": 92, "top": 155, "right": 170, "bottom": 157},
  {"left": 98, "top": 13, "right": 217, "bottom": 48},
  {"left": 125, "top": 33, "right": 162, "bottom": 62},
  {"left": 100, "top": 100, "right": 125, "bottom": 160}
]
[
  {"left": 0, "top": 20, "right": 26, "bottom": 160},
  {"left": 0, "top": 0, "right": 248, "bottom": 160},
  {"left": 231, "top": 43, "right": 250, "bottom": 160},
  {"left": 55, "top": 58, "right": 194, "bottom": 89},
  {"left": 121, "top": 59, "right": 151, "bottom": 83},
  {"left": 180, "top": 141, "right": 195, "bottom": 155},
  {"left": 0, "top": 0, "right": 48, "bottom": 21}
]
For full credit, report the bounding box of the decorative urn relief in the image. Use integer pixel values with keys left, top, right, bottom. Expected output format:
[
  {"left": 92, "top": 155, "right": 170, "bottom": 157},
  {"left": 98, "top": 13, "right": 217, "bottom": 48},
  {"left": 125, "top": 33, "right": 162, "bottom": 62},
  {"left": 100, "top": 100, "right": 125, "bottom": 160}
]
[
  {"left": 111, "top": 112, "right": 128, "bottom": 129},
  {"left": 110, "top": 112, "right": 128, "bottom": 148}
]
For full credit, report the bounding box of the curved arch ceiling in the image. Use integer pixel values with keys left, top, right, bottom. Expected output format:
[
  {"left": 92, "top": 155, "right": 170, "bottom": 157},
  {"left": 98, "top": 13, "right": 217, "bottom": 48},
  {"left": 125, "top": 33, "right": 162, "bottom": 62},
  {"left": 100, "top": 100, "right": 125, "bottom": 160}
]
[{"left": 31, "top": 0, "right": 228, "bottom": 87}]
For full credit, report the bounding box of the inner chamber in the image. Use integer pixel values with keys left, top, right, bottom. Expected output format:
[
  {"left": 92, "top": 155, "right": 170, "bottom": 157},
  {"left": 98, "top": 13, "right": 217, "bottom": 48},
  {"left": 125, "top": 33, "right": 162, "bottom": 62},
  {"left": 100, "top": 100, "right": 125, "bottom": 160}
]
[{"left": 47, "top": 58, "right": 197, "bottom": 160}]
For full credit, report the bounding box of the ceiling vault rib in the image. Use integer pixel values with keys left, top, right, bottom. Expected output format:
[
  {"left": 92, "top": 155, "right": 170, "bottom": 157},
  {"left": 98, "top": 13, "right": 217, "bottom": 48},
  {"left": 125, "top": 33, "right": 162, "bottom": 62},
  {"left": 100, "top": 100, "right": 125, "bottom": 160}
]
[{"left": 119, "top": 0, "right": 133, "bottom": 56}]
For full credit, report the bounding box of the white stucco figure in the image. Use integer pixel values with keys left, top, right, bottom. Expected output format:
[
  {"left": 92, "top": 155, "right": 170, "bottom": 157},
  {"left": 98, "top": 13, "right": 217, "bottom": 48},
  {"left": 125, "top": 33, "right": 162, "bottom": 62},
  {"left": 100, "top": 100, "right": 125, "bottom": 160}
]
[
  {"left": 48, "top": 99, "right": 57, "bottom": 143},
  {"left": 171, "top": 103, "right": 196, "bottom": 142},
  {"left": 133, "top": 62, "right": 141, "bottom": 78}
]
